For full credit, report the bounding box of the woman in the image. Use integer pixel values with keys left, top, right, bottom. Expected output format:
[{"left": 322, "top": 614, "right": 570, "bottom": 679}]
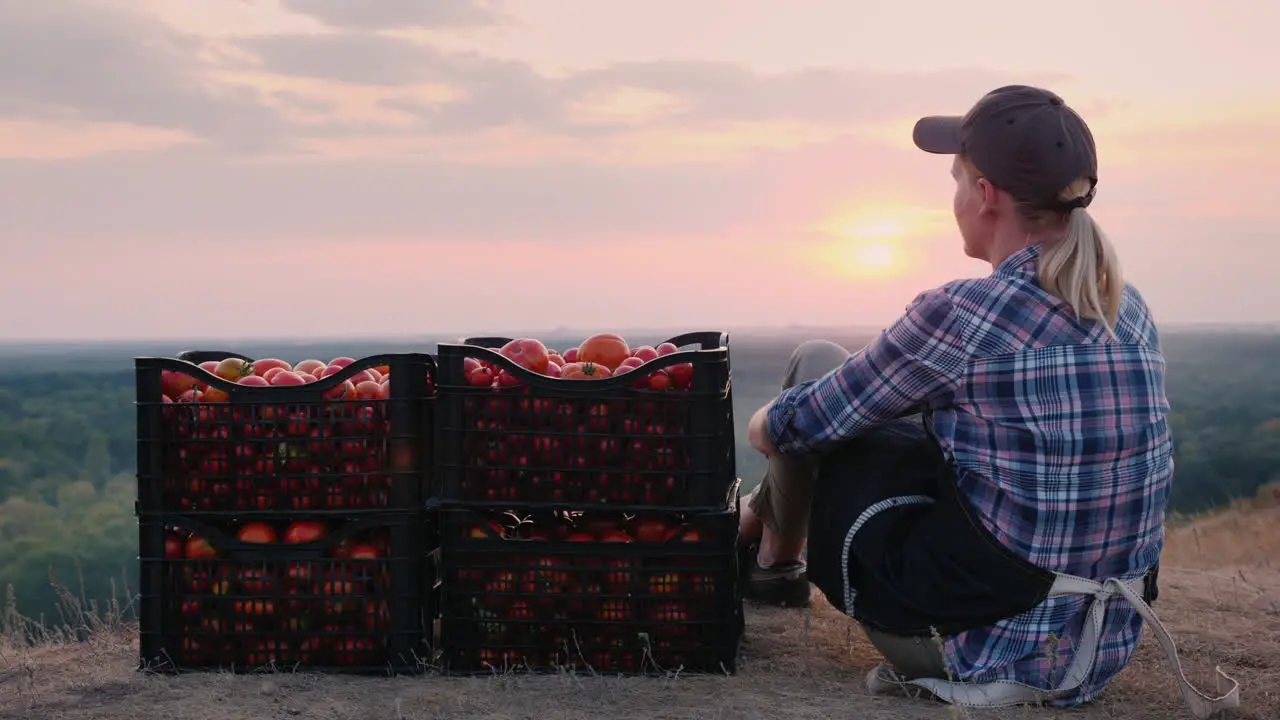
[{"left": 736, "top": 85, "right": 1239, "bottom": 718}]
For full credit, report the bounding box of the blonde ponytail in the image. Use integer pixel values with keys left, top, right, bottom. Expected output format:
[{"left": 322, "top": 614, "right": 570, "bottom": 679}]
[{"left": 1036, "top": 179, "right": 1124, "bottom": 338}]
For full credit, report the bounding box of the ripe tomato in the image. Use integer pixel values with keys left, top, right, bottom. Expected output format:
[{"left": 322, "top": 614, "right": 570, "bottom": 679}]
[
  {"left": 251, "top": 358, "right": 292, "bottom": 376},
  {"left": 631, "top": 517, "right": 673, "bottom": 543},
  {"left": 294, "top": 359, "right": 326, "bottom": 376},
  {"left": 499, "top": 338, "right": 551, "bottom": 374},
  {"left": 283, "top": 520, "right": 327, "bottom": 544},
  {"left": 668, "top": 363, "right": 694, "bottom": 390},
  {"left": 262, "top": 367, "right": 287, "bottom": 383},
  {"left": 561, "top": 347, "right": 579, "bottom": 364},
  {"left": 656, "top": 342, "right": 678, "bottom": 356},
  {"left": 466, "top": 365, "right": 495, "bottom": 387},
  {"left": 353, "top": 380, "right": 380, "bottom": 399},
  {"left": 615, "top": 357, "right": 644, "bottom": 374},
  {"left": 544, "top": 362, "right": 562, "bottom": 378},
  {"left": 271, "top": 371, "right": 307, "bottom": 386},
  {"left": 344, "top": 542, "right": 382, "bottom": 559},
  {"left": 463, "top": 357, "right": 481, "bottom": 376},
  {"left": 184, "top": 534, "right": 217, "bottom": 559},
  {"left": 161, "top": 370, "right": 198, "bottom": 400},
  {"left": 325, "top": 379, "right": 356, "bottom": 401},
  {"left": 632, "top": 345, "right": 659, "bottom": 362},
  {"left": 165, "top": 530, "right": 186, "bottom": 559},
  {"left": 646, "top": 371, "right": 672, "bottom": 391},
  {"left": 329, "top": 357, "right": 356, "bottom": 369},
  {"left": 547, "top": 352, "right": 565, "bottom": 367},
  {"left": 237, "top": 522, "right": 278, "bottom": 544},
  {"left": 560, "top": 362, "right": 612, "bottom": 380},
  {"left": 578, "top": 333, "right": 631, "bottom": 370}
]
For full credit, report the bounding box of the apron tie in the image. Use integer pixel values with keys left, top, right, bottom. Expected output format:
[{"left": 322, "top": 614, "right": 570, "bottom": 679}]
[{"left": 869, "top": 572, "right": 1242, "bottom": 719}]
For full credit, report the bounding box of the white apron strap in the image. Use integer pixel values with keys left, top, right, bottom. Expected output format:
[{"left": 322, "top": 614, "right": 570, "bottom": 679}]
[{"left": 872, "top": 572, "right": 1241, "bottom": 719}]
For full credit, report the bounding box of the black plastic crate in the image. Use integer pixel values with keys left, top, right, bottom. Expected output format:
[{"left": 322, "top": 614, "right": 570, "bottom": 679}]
[
  {"left": 138, "top": 513, "right": 434, "bottom": 673},
  {"left": 134, "top": 353, "right": 435, "bottom": 516},
  {"left": 433, "top": 332, "right": 736, "bottom": 511},
  {"left": 435, "top": 488, "right": 743, "bottom": 674}
]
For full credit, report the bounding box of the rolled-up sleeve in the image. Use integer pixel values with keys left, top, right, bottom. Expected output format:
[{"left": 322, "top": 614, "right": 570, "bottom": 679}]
[{"left": 766, "top": 287, "right": 970, "bottom": 455}]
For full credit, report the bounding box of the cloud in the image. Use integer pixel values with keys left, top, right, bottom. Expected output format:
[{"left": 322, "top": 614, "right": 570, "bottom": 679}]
[
  {"left": 0, "top": 0, "right": 286, "bottom": 151},
  {"left": 279, "top": 0, "right": 506, "bottom": 30},
  {"left": 233, "top": 31, "right": 1057, "bottom": 136}
]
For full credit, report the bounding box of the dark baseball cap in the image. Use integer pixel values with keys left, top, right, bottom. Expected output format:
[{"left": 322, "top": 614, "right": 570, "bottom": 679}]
[{"left": 912, "top": 85, "right": 1098, "bottom": 212}]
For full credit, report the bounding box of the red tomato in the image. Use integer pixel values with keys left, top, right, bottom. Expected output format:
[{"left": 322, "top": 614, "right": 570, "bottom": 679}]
[
  {"left": 562, "top": 347, "right": 579, "bottom": 364},
  {"left": 237, "top": 375, "right": 269, "bottom": 386},
  {"left": 251, "top": 358, "right": 292, "bottom": 376},
  {"left": 329, "top": 357, "right": 356, "bottom": 369},
  {"left": 656, "top": 342, "right": 678, "bottom": 356},
  {"left": 466, "top": 365, "right": 494, "bottom": 387},
  {"left": 237, "top": 522, "right": 278, "bottom": 544},
  {"left": 578, "top": 333, "right": 631, "bottom": 371},
  {"left": 615, "top": 357, "right": 645, "bottom": 374},
  {"left": 631, "top": 518, "right": 673, "bottom": 543},
  {"left": 668, "top": 362, "right": 694, "bottom": 390},
  {"left": 632, "top": 345, "right": 659, "bottom": 362},
  {"left": 325, "top": 379, "right": 356, "bottom": 400},
  {"left": 354, "top": 380, "right": 381, "bottom": 399},
  {"left": 345, "top": 542, "right": 382, "bottom": 559},
  {"left": 646, "top": 371, "right": 672, "bottom": 391},
  {"left": 560, "top": 362, "right": 613, "bottom": 380},
  {"left": 294, "top": 359, "right": 326, "bottom": 376},
  {"left": 165, "top": 530, "right": 186, "bottom": 559},
  {"left": 184, "top": 534, "right": 217, "bottom": 559},
  {"left": 499, "top": 338, "right": 551, "bottom": 374},
  {"left": 161, "top": 370, "right": 198, "bottom": 400},
  {"left": 271, "top": 371, "right": 307, "bottom": 386},
  {"left": 283, "top": 521, "right": 327, "bottom": 544}
]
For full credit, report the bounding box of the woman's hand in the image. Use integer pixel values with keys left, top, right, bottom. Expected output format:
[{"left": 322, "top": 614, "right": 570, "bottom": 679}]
[{"left": 748, "top": 400, "right": 779, "bottom": 458}]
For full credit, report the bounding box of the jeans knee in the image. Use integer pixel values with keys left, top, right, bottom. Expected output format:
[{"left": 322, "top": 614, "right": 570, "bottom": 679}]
[{"left": 785, "top": 340, "right": 851, "bottom": 386}]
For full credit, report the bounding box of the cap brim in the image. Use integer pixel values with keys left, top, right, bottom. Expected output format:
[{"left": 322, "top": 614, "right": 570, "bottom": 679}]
[{"left": 912, "top": 115, "right": 964, "bottom": 154}]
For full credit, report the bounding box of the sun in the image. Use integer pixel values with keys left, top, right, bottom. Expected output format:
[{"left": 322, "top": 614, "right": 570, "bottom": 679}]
[{"left": 810, "top": 204, "right": 949, "bottom": 280}]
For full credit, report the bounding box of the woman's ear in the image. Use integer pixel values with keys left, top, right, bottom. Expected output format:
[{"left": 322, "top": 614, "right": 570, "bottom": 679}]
[{"left": 976, "top": 177, "right": 1001, "bottom": 217}]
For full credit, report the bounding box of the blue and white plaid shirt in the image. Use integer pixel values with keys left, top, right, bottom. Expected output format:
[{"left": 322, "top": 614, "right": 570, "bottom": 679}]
[{"left": 767, "top": 244, "right": 1171, "bottom": 705}]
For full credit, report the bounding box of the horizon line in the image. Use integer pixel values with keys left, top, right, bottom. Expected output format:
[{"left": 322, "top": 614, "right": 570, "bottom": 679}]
[{"left": 1, "top": 321, "right": 1277, "bottom": 347}]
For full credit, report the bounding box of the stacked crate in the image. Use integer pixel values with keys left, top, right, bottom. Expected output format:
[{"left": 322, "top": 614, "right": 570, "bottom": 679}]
[
  {"left": 430, "top": 332, "right": 744, "bottom": 674},
  {"left": 134, "top": 352, "right": 437, "bottom": 673}
]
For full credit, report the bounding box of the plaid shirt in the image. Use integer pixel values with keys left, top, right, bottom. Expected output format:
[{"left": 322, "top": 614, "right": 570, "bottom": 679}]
[{"left": 767, "top": 244, "right": 1170, "bottom": 705}]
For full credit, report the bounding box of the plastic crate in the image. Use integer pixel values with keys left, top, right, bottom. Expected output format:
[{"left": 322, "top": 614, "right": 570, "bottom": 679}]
[
  {"left": 433, "top": 332, "right": 736, "bottom": 511},
  {"left": 134, "top": 353, "right": 435, "bottom": 516},
  {"left": 435, "top": 485, "right": 743, "bottom": 675},
  {"left": 137, "top": 514, "right": 434, "bottom": 673}
]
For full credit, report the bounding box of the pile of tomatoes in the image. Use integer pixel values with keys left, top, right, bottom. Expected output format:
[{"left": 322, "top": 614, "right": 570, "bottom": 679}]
[
  {"left": 163, "top": 520, "right": 394, "bottom": 668},
  {"left": 449, "top": 335, "right": 721, "bottom": 506},
  {"left": 461, "top": 334, "right": 696, "bottom": 390},
  {"left": 443, "top": 509, "right": 728, "bottom": 672},
  {"left": 156, "top": 356, "right": 409, "bottom": 513}
]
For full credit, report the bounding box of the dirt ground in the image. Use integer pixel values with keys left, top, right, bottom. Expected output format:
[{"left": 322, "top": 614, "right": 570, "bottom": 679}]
[{"left": 3, "top": 503, "right": 1277, "bottom": 720}]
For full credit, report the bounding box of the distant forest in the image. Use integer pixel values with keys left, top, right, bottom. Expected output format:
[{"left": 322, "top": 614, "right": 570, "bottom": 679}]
[{"left": 0, "top": 330, "right": 1277, "bottom": 623}]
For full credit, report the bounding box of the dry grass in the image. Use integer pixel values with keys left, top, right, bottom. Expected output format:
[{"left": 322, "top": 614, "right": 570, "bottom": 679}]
[{"left": 2, "top": 496, "right": 1277, "bottom": 720}]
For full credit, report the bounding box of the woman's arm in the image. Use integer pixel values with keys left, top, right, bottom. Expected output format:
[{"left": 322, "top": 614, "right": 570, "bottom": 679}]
[{"left": 761, "top": 287, "right": 970, "bottom": 456}]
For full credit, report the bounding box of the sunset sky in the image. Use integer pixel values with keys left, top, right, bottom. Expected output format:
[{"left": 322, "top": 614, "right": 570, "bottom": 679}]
[{"left": 2, "top": 0, "right": 1278, "bottom": 340}]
